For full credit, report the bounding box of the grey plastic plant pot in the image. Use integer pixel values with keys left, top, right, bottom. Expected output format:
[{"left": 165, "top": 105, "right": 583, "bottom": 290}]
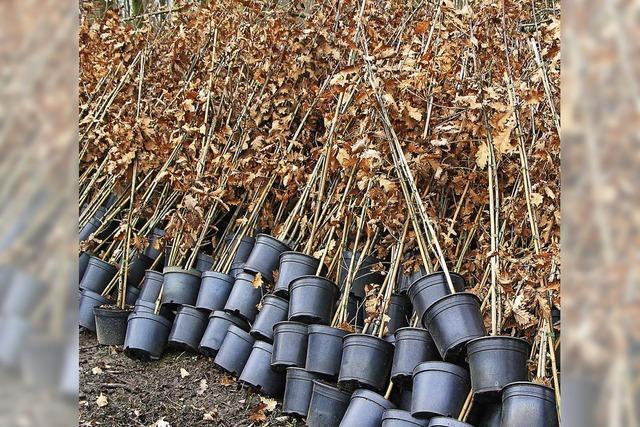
[
  {"left": 194, "top": 252, "right": 214, "bottom": 273},
  {"left": 288, "top": 275, "right": 339, "bottom": 324},
  {"left": 422, "top": 293, "right": 486, "bottom": 361},
  {"left": 407, "top": 272, "right": 466, "bottom": 322},
  {"left": 239, "top": 341, "right": 286, "bottom": 397},
  {"left": 167, "top": 305, "right": 208, "bottom": 352},
  {"left": 229, "top": 262, "right": 245, "bottom": 279},
  {"left": 271, "top": 321, "right": 309, "bottom": 371},
  {"left": 138, "top": 270, "right": 164, "bottom": 302},
  {"left": 466, "top": 336, "right": 530, "bottom": 398},
  {"left": 307, "top": 380, "right": 352, "bottom": 427},
  {"left": 411, "top": 362, "right": 471, "bottom": 419},
  {"left": 134, "top": 300, "right": 156, "bottom": 314},
  {"left": 283, "top": 367, "right": 318, "bottom": 417},
  {"left": 391, "top": 327, "right": 440, "bottom": 387},
  {"left": 274, "top": 251, "right": 325, "bottom": 298},
  {"left": 224, "top": 235, "right": 256, "bottom": 265},
  {"left": 386, "top": 294, "right": 412, "bottom": 336},
  {"left": 196, "top": 271, "right": 234, "bottom": 313},
  {"left": 500, "top": 382, "right": 558, "bottom": 427},
  {"left": 79, "top": 289, "right": 109, "bottom": 331},
  {"left": 79, "top": 256, "right": 117, "bottom": 294},
  {"left": 306, "top": 325, "right": 348, "bottom": 379},
  {"left": 214, "top": 325, "right": 256, "bottom": 375},
  {"left": 339, "top": 389, "right": 396, "bottom": 427},
  {"left": 79, "top": 217, "right": 100, "bottom": 242},
  {"left": 338, "top": 333, "right": 395, "bottom": 393},
  {"left": 143, "top": 227, "right": 165, "bottom": 259},
  {"left": 397, "top": 265, "right": 427, "bottom": 295},
  {"left": 381, "top": 409, "right": 429, "bottom": 427},
  {"left": 199, "top": 310, "right": 250, "bottom": 357},
  {"left": 427, "top": 417, "right": 474, "bottom": 427},
  {"left": 125, "top": 285, "right": 140, "bottom": 306},
  {"left": 127, "top": 252, "right": 154, "bottom": 287},
  {"left": 79, "top": 252, "right": 90, "bottom": 282},
  {"left": 123, "top": 312, "right": 173, "bottom": 361},
  {"left": 160, "top": 267, "right": 201, "bottom": 309},
  {"left": 339, "top": 251, "right": 385, "bottom": 299},
  {"left": 250, "top": 294, "right": 289, "bottom": 343},
  {"left": 243, "top": 234, "right": 291, "bottom": 283},
  {"left": 94, "top": 306, "right": 133, "bottom": 346},
  {"left": 223, "top": 272, "right": 265, "bottom": 322}
]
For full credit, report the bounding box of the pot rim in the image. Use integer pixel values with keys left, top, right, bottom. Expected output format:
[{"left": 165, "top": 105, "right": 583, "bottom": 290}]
[
  {"left": 422, "top": 292, "right": 482, "bottom": 325},
  {"left": 393, "top": 326, "right": 432, "bottom": 340},
  {"left": 261, "top": 293, "right": 289, "bottom": 308},
  {"left": 201, "top": 271, "right": 235, "bottom": 282},
  {"left": 143, "top": 269, "right": 164, "bottom": 280},
  {"left": 351, "top": 389, "right": 395, "bottom": 410},
  {"left": 253, "top": 340, "right": 273, "bottom": 352},
  {"left": 312, "top": 379, "right": 352, "bottom": 401},
  {"left": 407, "top": 271, "right": 465, "bottom": 297},
  {"left": 80, "top": 289, "right": 109, "bottom": 303},
  {"left": 286, "top": 367, "right": 317, "bottom": 381},
  {"left": 93, "top": 306, "right": 133, "bottom": 318},
  {"left": 308, "top": 324, "right": 348, "bottom": 337},
  {"left": 127, "top": 311, "right": 172, "bottom": 328},
  {"left": 466, "top": 335, "right": 530, "bottom": 355},
  {"left": 226, "top": 324, "right": 255, "bottom": 344},
  {"left": 162, "top": 266, "right": 202, "bottom": 278},
  {"left": 381, "top": 409, "right": 426, "bottom": 426},
  {"left": 255, "top": 233, "right": 292, "bottom": 251},
  {"left": 176, "top": 304, "right": 208, "bottom": 319},
  {"left": 501, "top": 381, "right": 556, "bottom": 402},
  {"left": 274, "top": 320, "right": 309, "bottom": 334},
  {"left": 412, "top": 361, "right": 469, "bottom": 379},
  {"left": 87, "top": 256, "right": 117, "bottom": 271},
  {"left": 290, "top": 275, "right": 339, "bottom": 291},
  {"left": 428, "top": 416, "right": 474, "bottom": 427}
]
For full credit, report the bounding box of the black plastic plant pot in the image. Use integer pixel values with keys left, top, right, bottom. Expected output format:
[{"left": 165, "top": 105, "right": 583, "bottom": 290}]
[
  {"left": 224, "top": 272, "right": 265, "bottom": 322},
  {"left": 391, "top": 327, "right": 440, "bottom": 387},
  {"left": 500, "top": 382, "right": 558, "bottom": 427},
  {"left": 243, "top": 234, "right": 291, "bottom": 283},
  {"left": 407, "top": 272, "right": 466, "bottom": 322},
  {"left": 274, "top": 251, "right": 325, "bottom": 298},
  {"left": 123, "top": 312, "right": 173, "bottom": 361},
  {"left": 411, "top": 361, "right": 471, "bottom": 418},
  {"left": 271, "top": 321, "right": 309, "bottom": 371},
  {"left": 427, "top": 417, "right": 474, "bottom": 427},
  {"left": 167, "top": 305, "right": 208, "bottom": 352},
  {"left": 94, "top": 306, "right": 133, "bottom": 346},
  {"left": 347, "top": 294, "right": 365, "bottom": 329},
  {"left": 79, "top": 256, "right": 117, "bottom": 294},
  {"left": 160, "top": 267, "right": 201, "bottom": 309},
  {"left": 422, "top": 292, "right": 486, "bottom": 361},
  {"left": 338, "top": 333, "right": 395, "bottom": 393},
  {"left": 213, "top": 325, "right": 256, "bottom": 375},
  {"left": 386, "top": 294, "right": 412, "bottom": 336},
  {"left": 194, "top": 252, "right": 214, "bottom": 273},
  {"left": 134, "top": 300, "right": 156, "bottom": 314},
  {"left": 79, "top": 289, "right": 109, "bottom": 331},
  {"left": 381, "top": 409, "right": 429, "bottom": 427},
  {"left": 289, "top": 275, "right": 339, "bottom": 324},
  {"left": 282, "top": 367, "right": 318, "bottom": 417},
  {"left": 79, "top": 252, "right": 90, "bottom": 282},
  {"left": 339, "top": 251, "right": 385, "bottom": 299},
  {"left": 143, "top": 228, "right": 165, "bottom": 259},
  {"left": 199, "top": 310, "right": 250, "bottom": 356},
  {"left": 196, "top": 271, "right": 234, "bottom": 313},
  {"left": 250, "top": 295, "right": 289, "bottom": 343},
  {"left": 466, "top": 336, "right": 530, "bottom": 398},
  {"left": 231, "top": 235, "right": 256, "bottom": 265},
  {"left": 398, "top": 266, "right": 427, "bottom": 295},
  {"left": 79, "top": 217, "right": 101, "bottom": 242},
  {"left": 340, "top": 389, "right": 396, "bottom": 427},
  {"left": 307, "top": 380, "right": 352, "bottom": 427},
  {"left": 127, "top": 252, "right": 154, "bottom": 287},
  {"left": 239, "top": 341, "right": 286, "bottom": 397},
  {"left": 138, "top": 270, "right": 164, "bottom": 302},
  {"left": 125, "top": 285, "right": 141, "bottom": 306},
  {"left": 306, "top": 325, "right": 348, "bottom": 379},
  {"left": 229, "top": 262, "right": 245, "bottom": 279}
]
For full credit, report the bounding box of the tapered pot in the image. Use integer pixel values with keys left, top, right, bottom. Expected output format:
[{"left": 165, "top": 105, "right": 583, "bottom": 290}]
[
  {"left": 167, "top": 305, "right": 208, "bottom": 352},
  {"left": 225, "top": 235, "right": 256, "bottom": 265},
  {"left": 391, "top": 327, "right": 440, "bottom": 386},
  {"left": 94, "top": 306, "right": 132, "bottom": 346},
  {"left": 138, "top": 270, "right": 164, "bottom": 303},
  {"left": 194, "top": 252, "right": 214, "bottom": 272},
  {"left": 381, "top": 409, "right": 429, "bottom": 427},
  {"left": 397, "top": 265, "right": 427, "bottom": 295},
  {"left": 427, "top": 417, "right": 474, "bottom": 427},
  {"left": 79, "top": 289, "right": 109, "bottom": 331},
  {"left": 134, "top": 300, "right": 156, "bottom": 314},
  {"left": 500, "top": 382, "right": 558, "bottom": 427},
  {"left": 271, "top": 321, "right": 308, "bottom": 370},
  {"left": 224, "top": 272, "right": 265, "bottom": 322},
  {"left": 143, "top": 228, "right": 165, "bottom": 259},
  {"left": 340, "top": 389, "right": 395, "bottom": 427},
  {"left": 466, "top": 336, "right": 530, "bottom": 398},
  {"left": 283, "top": 368, "right": 318, "bottom": 417},
  {"left": 338, "top": 333, "right": 395, "bottom": 393},
  {"left": 214, "top": 325, "right": 255, "bottom": 375},
  {"left": 339, "top": 251, "right": 385, "bottom": 299},
  {"left": 79, "top": 217, "right": 100, "bottom": 242},
  {"left": 196, "top": 271, "right": 234, "bottom": 313},
  {"left": 347, "top": 294, "right": 365, "bottom": 329},
  {"left": 160, "top": 267, "right": 201, "bottom": 309},
  {"left": 123, "top": 312, "right": 173, "bottom": 361},
  {"left": 289, "top": 275, "right": 339, "bottom": 324},
  {"left": 239, "top": 341, "right": 285, "bottom": 396},
  {"left": 407, "top": 272, "right": 465, "bottom": 322},
  {"left": 79, "top": 256, "right": 117, "bottom": 294},
  {"left": 306, "top": 325, "right": 348, "bottom": 379},
  {"left": 386, "top": 294, "right": 412, "bottom": 336},
  {"left": 79, "top": 252, "right": 90, "bottom": 282},
  {"left": 422, "top": 293, "right": 486, "bottom": 361},
  {"left": 307, "top": 380, "right": 352, "bottom": 427},
  {"left": 250, "top": 295, "right": 289, "bottom": 342},
  {"left": 274, "top": 252, "right": 325, "bottom": 298},
  {"left": 127, "top": 252, "right": 154, "bottom": 287},
  {"left": 411, "top": 362, "right": 470, "bottom": 418},
  {"left": 229, "top": 262, "right": 245, "bottom": 279},
  {"left": 243, "top": 234, "right": 291, "bottom": 283},
  {"left": 199, "top": 310, "right": 250, "bottom": 356}
]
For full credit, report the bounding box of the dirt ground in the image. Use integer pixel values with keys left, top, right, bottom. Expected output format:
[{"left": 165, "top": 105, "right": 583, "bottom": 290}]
[{"left": 79, "top": 330, "right": 302, "bottom": 426}]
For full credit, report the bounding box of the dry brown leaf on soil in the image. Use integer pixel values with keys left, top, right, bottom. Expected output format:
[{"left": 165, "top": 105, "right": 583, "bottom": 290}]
[
  {"left": 96, "top": 393, "right": 108, "bottom": 407},
  {"left": 180, "top": 368, "right": 190, "bottom": 378},
  {"left": 219, "top": 374, "right": 235, "bottom": 386}
]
